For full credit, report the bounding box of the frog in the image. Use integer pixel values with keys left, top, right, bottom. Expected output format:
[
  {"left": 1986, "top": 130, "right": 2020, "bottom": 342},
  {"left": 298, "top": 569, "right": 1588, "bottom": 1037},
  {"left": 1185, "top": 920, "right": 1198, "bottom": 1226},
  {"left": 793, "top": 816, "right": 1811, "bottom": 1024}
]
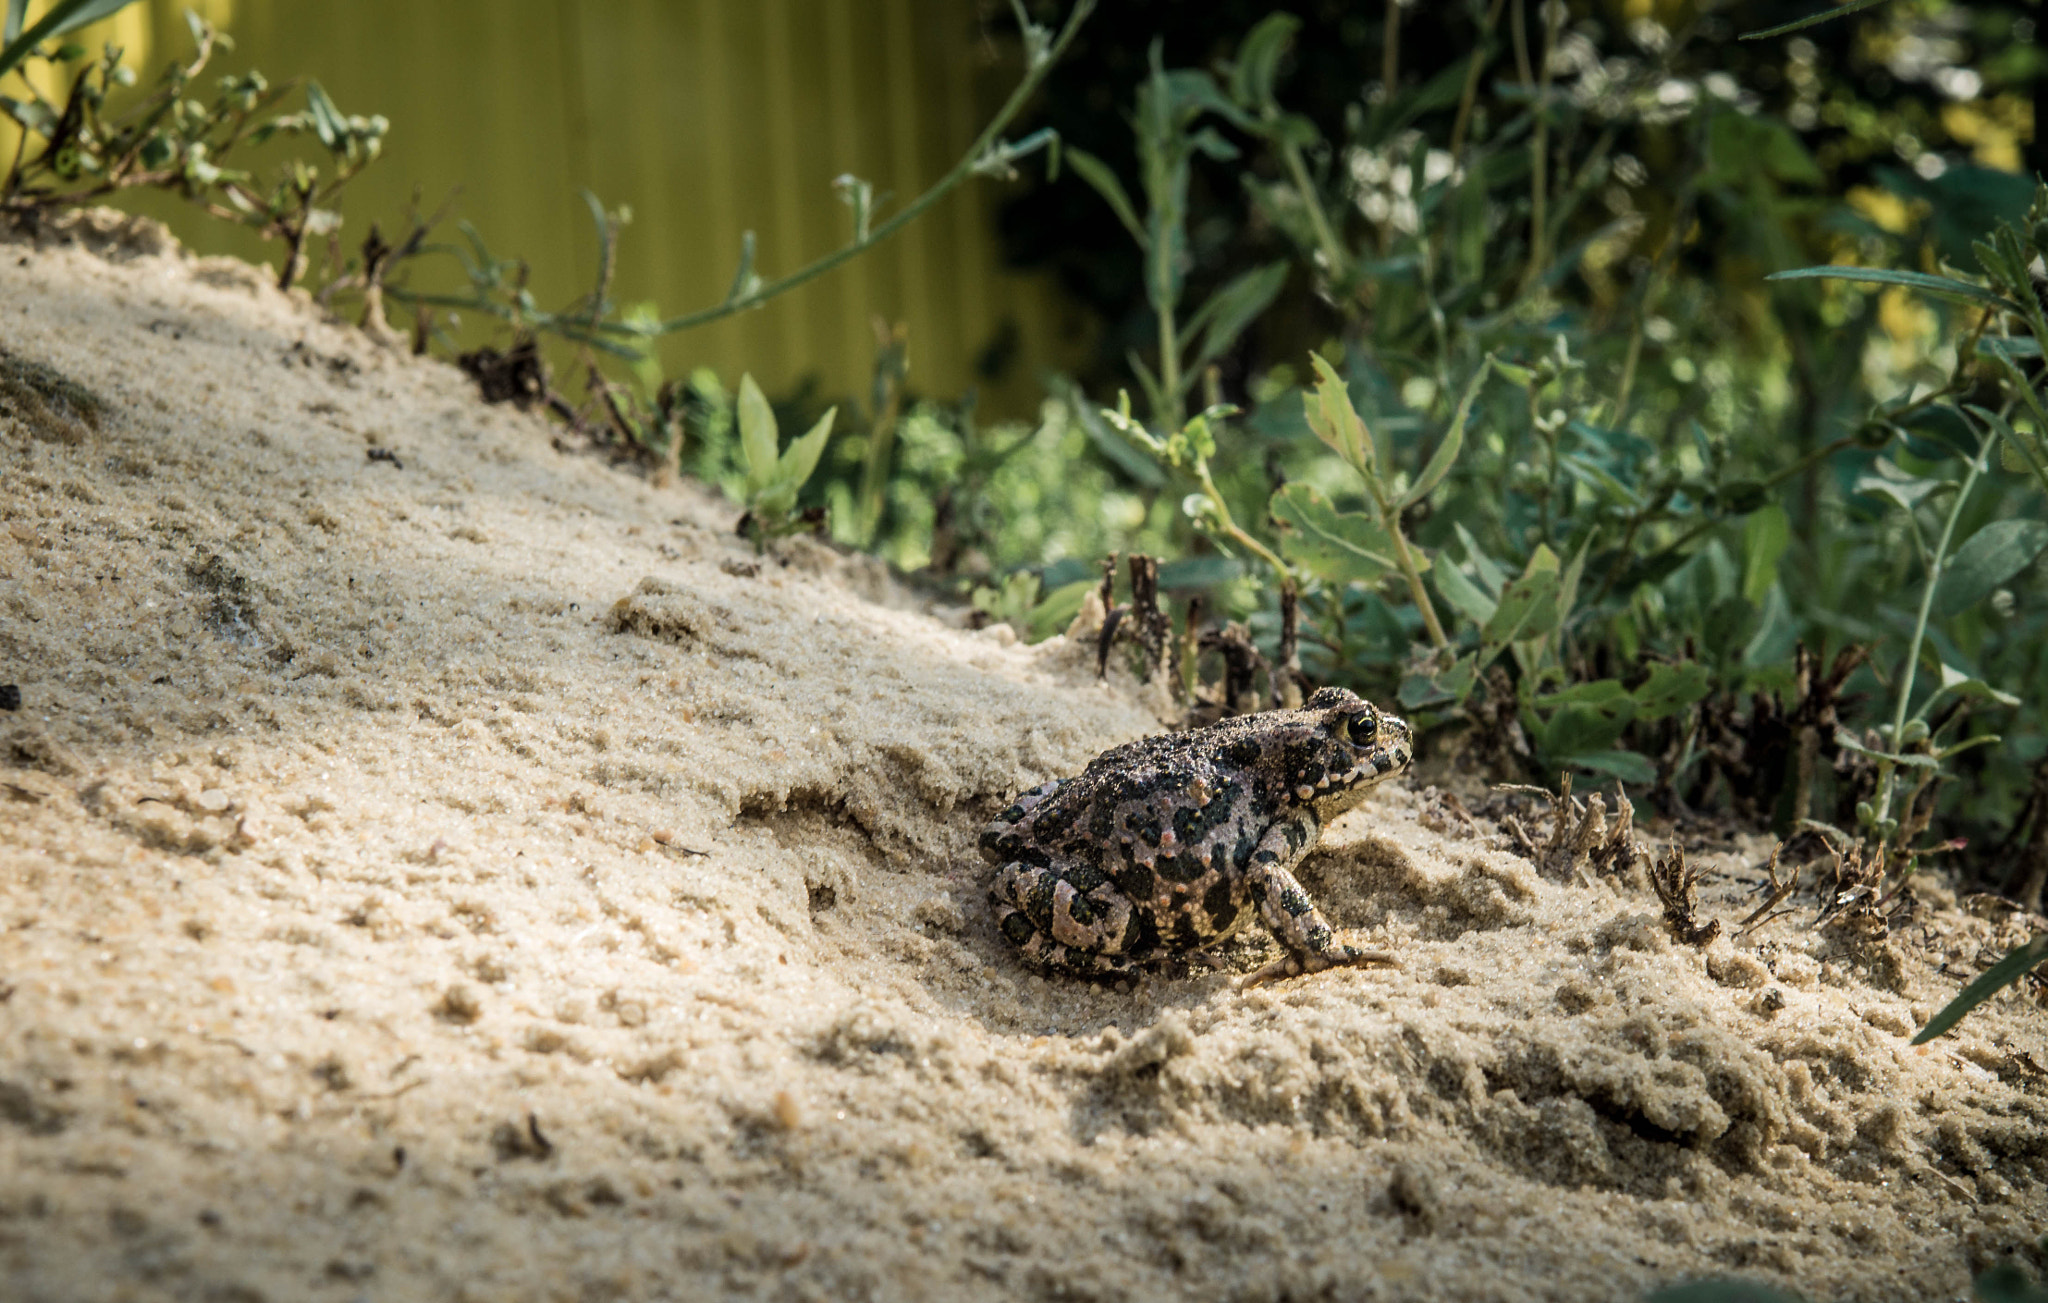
[{"left": 981, "top": 686, "right": 1413, "bottom": 986}]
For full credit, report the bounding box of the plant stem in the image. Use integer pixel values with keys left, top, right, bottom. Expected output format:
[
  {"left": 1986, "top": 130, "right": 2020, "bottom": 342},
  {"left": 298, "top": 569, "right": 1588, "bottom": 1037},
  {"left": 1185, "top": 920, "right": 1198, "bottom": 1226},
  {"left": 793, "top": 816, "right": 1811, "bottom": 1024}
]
[
  {"left": 1365, "top": 480, "right": 1450, "bottom": 649},
  {"left": 1381, "top": 0, "right": 1401, "bottom": 99},
  {"left": 1449, "top": 0, "right": 1508, "bottom": 164},
  {"left": 1194, "top": 457, "right": 1288, "bottom": 580},
  {"left": 1156, "top": 270, "right": 1185, "bottom": 430},
  {"left": 637, "top": 0, "right": 1094, "bottom": 338},
  {"left": 1277, "top": 136, "right": 1346, "bottom": 287},
  {"left": 1519, "top": 0, "right": 1562, "bottom": 295},
  {"left": 1873, "top": 426, "right": 1997, "bottom": 826}
]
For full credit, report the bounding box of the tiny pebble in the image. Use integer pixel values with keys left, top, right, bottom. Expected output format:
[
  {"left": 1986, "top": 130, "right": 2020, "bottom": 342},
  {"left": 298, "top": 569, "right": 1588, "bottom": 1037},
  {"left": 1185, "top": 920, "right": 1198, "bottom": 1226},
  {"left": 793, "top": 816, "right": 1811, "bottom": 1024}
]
[{"left": 772, "top": 1089, "right": 803, "bottom": 1130}]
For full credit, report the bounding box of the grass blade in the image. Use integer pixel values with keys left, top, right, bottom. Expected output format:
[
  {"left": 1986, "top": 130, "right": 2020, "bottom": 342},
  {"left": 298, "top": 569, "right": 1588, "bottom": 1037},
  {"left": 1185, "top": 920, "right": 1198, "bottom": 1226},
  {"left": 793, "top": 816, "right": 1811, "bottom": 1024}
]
[
  {"left": 1740, "top": 0, "right": 1893, "bottom": 39},
  {"left": 1766, "top": 266, "right": 2022, "bottom": 313},
  {"left": 1912, "top": 935, "right": 2048, "bottom": 1043}
]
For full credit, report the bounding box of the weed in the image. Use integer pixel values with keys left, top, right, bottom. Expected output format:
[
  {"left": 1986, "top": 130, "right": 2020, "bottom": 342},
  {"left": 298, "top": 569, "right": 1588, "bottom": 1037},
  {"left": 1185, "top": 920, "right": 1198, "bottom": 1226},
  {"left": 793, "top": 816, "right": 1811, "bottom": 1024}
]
[
  {"left": 730, "top": 375, "right": 836, "bottom": 553},
  {"left": 2, "top": 11, "right": 385, "bottom": 290}
]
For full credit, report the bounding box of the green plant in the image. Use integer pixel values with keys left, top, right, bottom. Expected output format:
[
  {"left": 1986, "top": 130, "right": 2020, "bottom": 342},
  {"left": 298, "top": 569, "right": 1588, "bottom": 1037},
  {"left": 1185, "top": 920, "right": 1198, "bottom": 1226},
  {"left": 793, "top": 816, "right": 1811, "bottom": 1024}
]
[
  {"left": 2, "top": 11, "right": 387, "bottom": 290},
  {"left": 1064, "top": 41, "right": 1286, "bottom": 433},
  {"left": 1759, "top": 185, "right": 2048, "bottom": 1039},
  {"left": 733, "top": 374, "right": 836, "bottom": 552}
]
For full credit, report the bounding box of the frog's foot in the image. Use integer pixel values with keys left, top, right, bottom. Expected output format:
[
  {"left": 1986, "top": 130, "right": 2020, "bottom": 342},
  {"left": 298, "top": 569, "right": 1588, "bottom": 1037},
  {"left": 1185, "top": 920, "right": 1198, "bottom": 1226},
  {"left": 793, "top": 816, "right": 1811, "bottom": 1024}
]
[
  {"left": 1239, "top": 942, "right": 1399, "bottom": 989},
  {"left": 989, "top": 864, "right": 1140, "bottom": 981},
  {"left": 1242, "top": 859, "right": 1399, "bottom": 987}
]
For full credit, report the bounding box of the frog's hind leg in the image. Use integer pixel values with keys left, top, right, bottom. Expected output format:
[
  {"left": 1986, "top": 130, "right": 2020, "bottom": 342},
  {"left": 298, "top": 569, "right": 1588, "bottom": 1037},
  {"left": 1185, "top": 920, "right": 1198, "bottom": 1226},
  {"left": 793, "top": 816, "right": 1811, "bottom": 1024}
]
[
  {"left": 1240, "top": 813, "right": 1398, "bottom": 987},
  {"left": 988, "top": 863, "right": 1141, "bottom": 980}
]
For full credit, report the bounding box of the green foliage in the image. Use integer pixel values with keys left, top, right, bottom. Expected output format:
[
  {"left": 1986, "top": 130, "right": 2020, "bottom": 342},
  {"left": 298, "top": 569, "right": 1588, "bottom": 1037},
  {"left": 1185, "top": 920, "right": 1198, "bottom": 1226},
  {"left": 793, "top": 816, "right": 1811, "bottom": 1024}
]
[
  {"left": 914, "top": 1, "right": 2046, "bottom": 900},
  {"left": 0, "top": 12, "right": 386, "bottom": 290},
  {"left": 1065, "top": 39, "right": 1285, "bottom": 432},
  {"left": 970, "top": 571, "right": 1092, "bottom": 643},
  {"left": 734, "top": 374, "right": 836, "bottom": 551}
]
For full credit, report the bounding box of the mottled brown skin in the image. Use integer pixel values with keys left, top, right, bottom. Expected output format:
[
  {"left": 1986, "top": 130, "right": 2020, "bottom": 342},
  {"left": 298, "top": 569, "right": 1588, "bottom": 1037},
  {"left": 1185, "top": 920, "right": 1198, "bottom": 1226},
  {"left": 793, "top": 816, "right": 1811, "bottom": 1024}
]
[{"left": 981, "top": 687, "right": 1413, "bottom": 986}]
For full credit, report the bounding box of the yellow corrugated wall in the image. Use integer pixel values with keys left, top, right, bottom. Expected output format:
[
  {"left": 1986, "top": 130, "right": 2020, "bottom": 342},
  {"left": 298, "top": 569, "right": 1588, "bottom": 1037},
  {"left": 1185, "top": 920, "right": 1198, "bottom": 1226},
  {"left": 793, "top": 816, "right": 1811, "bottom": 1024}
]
[{"left": 6, "top": 0, "right": 1085, "bottom": 417}]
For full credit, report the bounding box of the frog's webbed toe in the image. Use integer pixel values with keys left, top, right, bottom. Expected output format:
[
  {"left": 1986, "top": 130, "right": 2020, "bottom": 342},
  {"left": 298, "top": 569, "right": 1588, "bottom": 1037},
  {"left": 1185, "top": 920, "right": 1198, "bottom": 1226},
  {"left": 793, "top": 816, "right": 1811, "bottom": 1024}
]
[{"left": 1239, "top": 942, "right": 1399, "bottom": 988}]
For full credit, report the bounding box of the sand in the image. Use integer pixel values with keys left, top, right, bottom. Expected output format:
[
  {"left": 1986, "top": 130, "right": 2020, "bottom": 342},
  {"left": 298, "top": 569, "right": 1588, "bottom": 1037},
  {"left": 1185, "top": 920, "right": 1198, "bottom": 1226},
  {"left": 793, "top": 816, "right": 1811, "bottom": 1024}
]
[{"left": 1, "top": 211, "right": 2045, "bottom": 1303}]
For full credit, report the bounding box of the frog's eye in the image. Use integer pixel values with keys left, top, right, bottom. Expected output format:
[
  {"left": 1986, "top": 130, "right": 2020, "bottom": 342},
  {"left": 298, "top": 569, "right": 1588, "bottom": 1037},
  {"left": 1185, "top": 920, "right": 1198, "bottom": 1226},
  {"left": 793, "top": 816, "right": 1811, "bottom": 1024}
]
[{"left": 1335, "top": 707, "right": 1375, "bottom": 742}]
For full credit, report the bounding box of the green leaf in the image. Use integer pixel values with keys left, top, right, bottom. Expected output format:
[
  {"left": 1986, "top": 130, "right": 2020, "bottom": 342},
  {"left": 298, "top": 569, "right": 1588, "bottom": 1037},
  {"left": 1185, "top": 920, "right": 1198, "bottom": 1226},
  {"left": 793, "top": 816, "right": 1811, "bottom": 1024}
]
[
  {"left": 1226, "top": 12, "right": 1299, "bottom": 112},
  {"left": 1632, "top": 662, "right": 1713, "bottom": 720},
  {"left": 1741, "top": 583, "right": 1798, "bottom": 669},
  {"left": 1305, "top": 352, "right": 1374, "bottom": 478},
  {"left": 1482, "top": 565, "right": 1559, "bottom": 647},
  {"left": 1055, "top": 379, "right": 1165, "bottom": 488},
  {"left": 1935, "top": 519, "right": 2048, "bottom": 618},
  {"left": 777, "top": 406, "right": 837, "bottom": 493},
  {"left": 1270, "top": 482, "right": 1396, "bottom": 586},
  {"left": 724, "top": 230, "right": 760, "bottom": 305},
  {"left": 737, "top": 374, "right": 780, "bottom": 497},
  {"left": 1929, "top": 661, "right": 2021, "bottom": 710},
  {"left": 1740, "top": 0, "right": 1894, "bottom": 39},
  {"left": 1496, "top": 545, "right": 1563, "bottom": 644},
  {"left": 1542, "top": 704, "right": 1631, "bottom": 759},
  {"left": 1708, "top": 112, "right": 1821, "bottom": 187},
  {"left": 0, "top": 0, "right": 140, "bottom": 83},
  {"left": 1555, "top": 534, "right": 1592, "bottom": 634},
  {"left": 1854, "top": 459, "right": 1946, "bottom": 514},
  {"left": 1533, "top": 679, "right": 1632, "bottom": 711},
  {"left": 1741, "top": 505, "right": 1791, "bottom": 606},
  {"left": 1432, "top": 558, "right": 1495, "bottom": 629},
  {"left": 1571, "top": 749, "right": 1657, "bottom": 785},
  {"left": 1833, "top": 728, "right": 1939, "bottom": 770},
  {"left": 1066, "top": 147, "right": 1146, "bottom": 250},
  {"left": 1399, "top": 652, "right": 1477, "bottom": 709},
  {"left": 1027, "top": 578, "right": 1096, "bottom": 643},
  {"left": 1976, "top": 337, "right": 2042, "bottom": 363},
  {"left": 1453, "top": 522, "right": 1509, "bottom": 595},
  {"left": 303, "top": 81, "right": 346, "bottom": 149},
  {"left": 1912, "top": 934, "right": 2048, "bottom": 1043},
  {"left": 1764, "top": 266, "right": 2022, "bottom": 313},
  {"left": 1184, "top": 262, "right": 1288, "bottom": 375}
]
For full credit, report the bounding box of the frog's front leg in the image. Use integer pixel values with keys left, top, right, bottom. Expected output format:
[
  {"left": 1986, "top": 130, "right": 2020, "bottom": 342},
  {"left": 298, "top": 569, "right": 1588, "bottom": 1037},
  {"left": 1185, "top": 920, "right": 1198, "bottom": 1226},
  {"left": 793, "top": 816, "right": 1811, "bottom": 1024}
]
[{"left": 1240, "top": 811, "right": 1399, "bottom": 987}]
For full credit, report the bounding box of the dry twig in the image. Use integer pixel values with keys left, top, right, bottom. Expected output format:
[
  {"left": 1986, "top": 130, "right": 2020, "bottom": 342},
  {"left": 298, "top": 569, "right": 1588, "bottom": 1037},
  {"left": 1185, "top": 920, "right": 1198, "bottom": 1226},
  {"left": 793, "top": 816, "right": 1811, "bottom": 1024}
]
[{"left": 1649, "top": 841, "right": 1721, "bottom": 946}]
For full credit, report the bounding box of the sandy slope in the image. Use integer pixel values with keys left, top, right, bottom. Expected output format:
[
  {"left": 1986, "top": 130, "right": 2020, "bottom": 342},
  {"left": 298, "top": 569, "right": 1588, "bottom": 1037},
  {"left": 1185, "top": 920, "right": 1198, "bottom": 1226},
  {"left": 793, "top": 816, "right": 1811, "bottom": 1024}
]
[{"left": 1, "top": 212, "right": 2045, "bottom": 1303}]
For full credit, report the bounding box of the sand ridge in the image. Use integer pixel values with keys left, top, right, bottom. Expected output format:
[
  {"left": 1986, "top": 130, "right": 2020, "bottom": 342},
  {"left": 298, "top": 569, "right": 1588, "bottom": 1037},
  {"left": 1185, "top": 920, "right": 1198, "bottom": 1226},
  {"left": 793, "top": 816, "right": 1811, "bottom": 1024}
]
[{"left": 1, "top": 212, "right": 2045, "bottom": 1302}]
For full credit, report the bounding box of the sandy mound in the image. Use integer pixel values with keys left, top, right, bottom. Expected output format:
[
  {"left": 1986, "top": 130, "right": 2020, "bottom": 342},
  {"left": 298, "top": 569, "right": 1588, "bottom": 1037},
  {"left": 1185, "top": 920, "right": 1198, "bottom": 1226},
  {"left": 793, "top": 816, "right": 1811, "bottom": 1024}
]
[{"left": 2, "top": 213, "right": 2045, "bottom": 1303}]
